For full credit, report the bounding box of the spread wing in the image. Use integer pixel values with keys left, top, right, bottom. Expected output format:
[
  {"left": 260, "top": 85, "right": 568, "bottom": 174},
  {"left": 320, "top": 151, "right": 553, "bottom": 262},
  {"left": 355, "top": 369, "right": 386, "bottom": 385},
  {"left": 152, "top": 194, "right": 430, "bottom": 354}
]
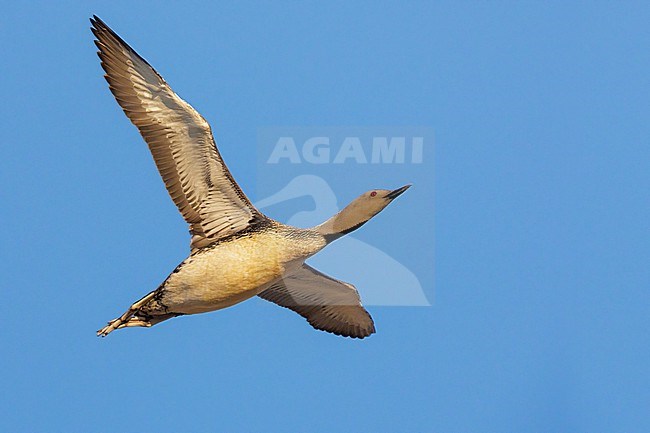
[
  {"left": 258, "top": 264, "right": 375, "bottom": 338},
  {"left": 91, "top": 16, "right": 265, "bottom": 250}
]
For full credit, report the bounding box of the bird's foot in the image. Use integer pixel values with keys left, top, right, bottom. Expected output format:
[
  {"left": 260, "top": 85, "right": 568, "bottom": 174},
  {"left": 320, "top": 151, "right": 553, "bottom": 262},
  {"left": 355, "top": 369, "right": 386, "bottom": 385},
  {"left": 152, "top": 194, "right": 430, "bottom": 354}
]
[{"left": 97, "top": 290, "right": 158, "bottom": 337}]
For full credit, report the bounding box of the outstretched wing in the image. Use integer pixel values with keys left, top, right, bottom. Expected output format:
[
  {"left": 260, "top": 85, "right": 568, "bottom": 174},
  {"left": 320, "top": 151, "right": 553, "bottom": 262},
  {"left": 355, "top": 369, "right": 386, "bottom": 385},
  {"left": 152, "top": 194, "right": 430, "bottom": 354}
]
[
  {"left": 258, "top": 264, "right": 375, "bottom": 338},
  {"left": 91, "top": 16, "right": 265, "bottom": 250}
]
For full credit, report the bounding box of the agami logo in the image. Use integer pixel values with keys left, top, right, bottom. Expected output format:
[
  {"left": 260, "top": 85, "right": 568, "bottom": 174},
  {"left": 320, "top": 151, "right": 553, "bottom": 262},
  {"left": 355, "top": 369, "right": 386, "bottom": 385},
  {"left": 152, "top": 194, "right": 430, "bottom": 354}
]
[
  {"left": 257, "top": 126, "right": 434, "bottom": 306},
  {"left": 267, "top": 136, "right": 425, "bottom": 164}
]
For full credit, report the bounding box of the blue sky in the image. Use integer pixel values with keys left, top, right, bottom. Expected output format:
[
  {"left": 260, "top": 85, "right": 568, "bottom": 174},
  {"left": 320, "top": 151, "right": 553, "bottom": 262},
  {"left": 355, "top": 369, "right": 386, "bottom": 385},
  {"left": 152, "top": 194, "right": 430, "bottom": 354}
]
[{"left": 1, "top": 2, "right": 649, "bottom": 432}]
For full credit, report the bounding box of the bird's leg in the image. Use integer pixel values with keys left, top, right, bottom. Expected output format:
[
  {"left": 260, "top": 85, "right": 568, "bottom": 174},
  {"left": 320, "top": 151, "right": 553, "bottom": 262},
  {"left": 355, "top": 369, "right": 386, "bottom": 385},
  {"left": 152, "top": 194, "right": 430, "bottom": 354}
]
[
  {"left": 96, "top": 290, "right": 157, "bottom": 337},
  {"left": 117, "top": 318, "right": 152, "bottom": 329}
]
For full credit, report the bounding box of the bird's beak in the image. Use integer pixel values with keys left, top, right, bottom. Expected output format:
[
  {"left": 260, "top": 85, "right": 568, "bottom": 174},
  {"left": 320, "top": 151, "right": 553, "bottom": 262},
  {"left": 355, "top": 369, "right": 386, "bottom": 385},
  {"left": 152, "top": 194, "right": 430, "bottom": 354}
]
[{"left": 386, "top": 184, "right": 411, "bottom": 200}]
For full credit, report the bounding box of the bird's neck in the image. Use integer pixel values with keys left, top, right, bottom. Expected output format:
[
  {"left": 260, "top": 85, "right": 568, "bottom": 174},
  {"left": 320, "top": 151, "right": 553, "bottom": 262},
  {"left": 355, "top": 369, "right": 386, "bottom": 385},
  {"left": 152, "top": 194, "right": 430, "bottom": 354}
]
[{"left": 313, "top": 202, "right": 370, "bottom": 243}]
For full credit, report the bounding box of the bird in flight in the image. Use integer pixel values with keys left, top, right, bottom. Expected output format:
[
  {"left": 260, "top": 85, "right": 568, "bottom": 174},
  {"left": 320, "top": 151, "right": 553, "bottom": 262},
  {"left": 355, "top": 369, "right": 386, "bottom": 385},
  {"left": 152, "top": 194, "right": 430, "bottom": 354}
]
[{"left": 91, "top": 16, "right": 411, "bottom": 339}]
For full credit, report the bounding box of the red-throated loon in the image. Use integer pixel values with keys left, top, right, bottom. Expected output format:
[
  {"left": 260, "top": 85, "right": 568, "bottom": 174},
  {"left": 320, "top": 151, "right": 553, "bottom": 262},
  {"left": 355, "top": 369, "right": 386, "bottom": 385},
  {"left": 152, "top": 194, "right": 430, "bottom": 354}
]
[{"left": 91, "top": 16, "right": 410, "bottom": 339}]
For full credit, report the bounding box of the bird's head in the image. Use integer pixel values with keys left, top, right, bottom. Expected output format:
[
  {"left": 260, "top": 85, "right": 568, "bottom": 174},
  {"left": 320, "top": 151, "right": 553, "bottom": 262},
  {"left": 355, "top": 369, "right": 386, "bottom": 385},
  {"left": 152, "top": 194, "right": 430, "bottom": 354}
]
[
  {"left": 347, "top": 185, "right": 412, "bottom": 222},
  {"left": 315, "top": 184, "right": 411, "bottom": 241}
]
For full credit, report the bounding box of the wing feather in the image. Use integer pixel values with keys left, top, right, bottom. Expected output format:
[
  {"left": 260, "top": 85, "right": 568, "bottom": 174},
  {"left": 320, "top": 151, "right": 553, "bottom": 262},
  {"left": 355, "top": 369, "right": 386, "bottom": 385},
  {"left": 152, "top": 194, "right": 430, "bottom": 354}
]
[
  {"left": 258, "top": 264, "right": 376, "bottom": 338},
  {"left": 91, "top": 16, "right": 265, "bottom": 250}
]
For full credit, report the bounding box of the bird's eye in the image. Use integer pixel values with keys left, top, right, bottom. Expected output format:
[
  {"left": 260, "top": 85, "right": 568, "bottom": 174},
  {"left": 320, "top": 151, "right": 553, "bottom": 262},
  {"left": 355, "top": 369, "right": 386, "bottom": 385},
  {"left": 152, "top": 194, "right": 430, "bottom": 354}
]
[{"left": 370, "top": 191, "right": 377, "bottom": 197}]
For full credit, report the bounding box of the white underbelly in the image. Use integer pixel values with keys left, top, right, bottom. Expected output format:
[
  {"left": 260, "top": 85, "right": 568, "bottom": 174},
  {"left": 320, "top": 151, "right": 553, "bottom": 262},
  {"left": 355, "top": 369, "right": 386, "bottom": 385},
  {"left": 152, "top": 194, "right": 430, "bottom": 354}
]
[{"left": 158, "top": 232, "right": 317, "bottom": 314}]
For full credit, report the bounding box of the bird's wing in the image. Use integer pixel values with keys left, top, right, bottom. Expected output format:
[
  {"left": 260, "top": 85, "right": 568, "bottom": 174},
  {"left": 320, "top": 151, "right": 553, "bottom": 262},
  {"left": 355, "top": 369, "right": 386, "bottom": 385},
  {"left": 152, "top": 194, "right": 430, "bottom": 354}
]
[
  {"left": 91, "top": 16, "right": 265, "bottom": 250},
  {"left": 258, "top": 264, "right": 375, "bottom": 338}
]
